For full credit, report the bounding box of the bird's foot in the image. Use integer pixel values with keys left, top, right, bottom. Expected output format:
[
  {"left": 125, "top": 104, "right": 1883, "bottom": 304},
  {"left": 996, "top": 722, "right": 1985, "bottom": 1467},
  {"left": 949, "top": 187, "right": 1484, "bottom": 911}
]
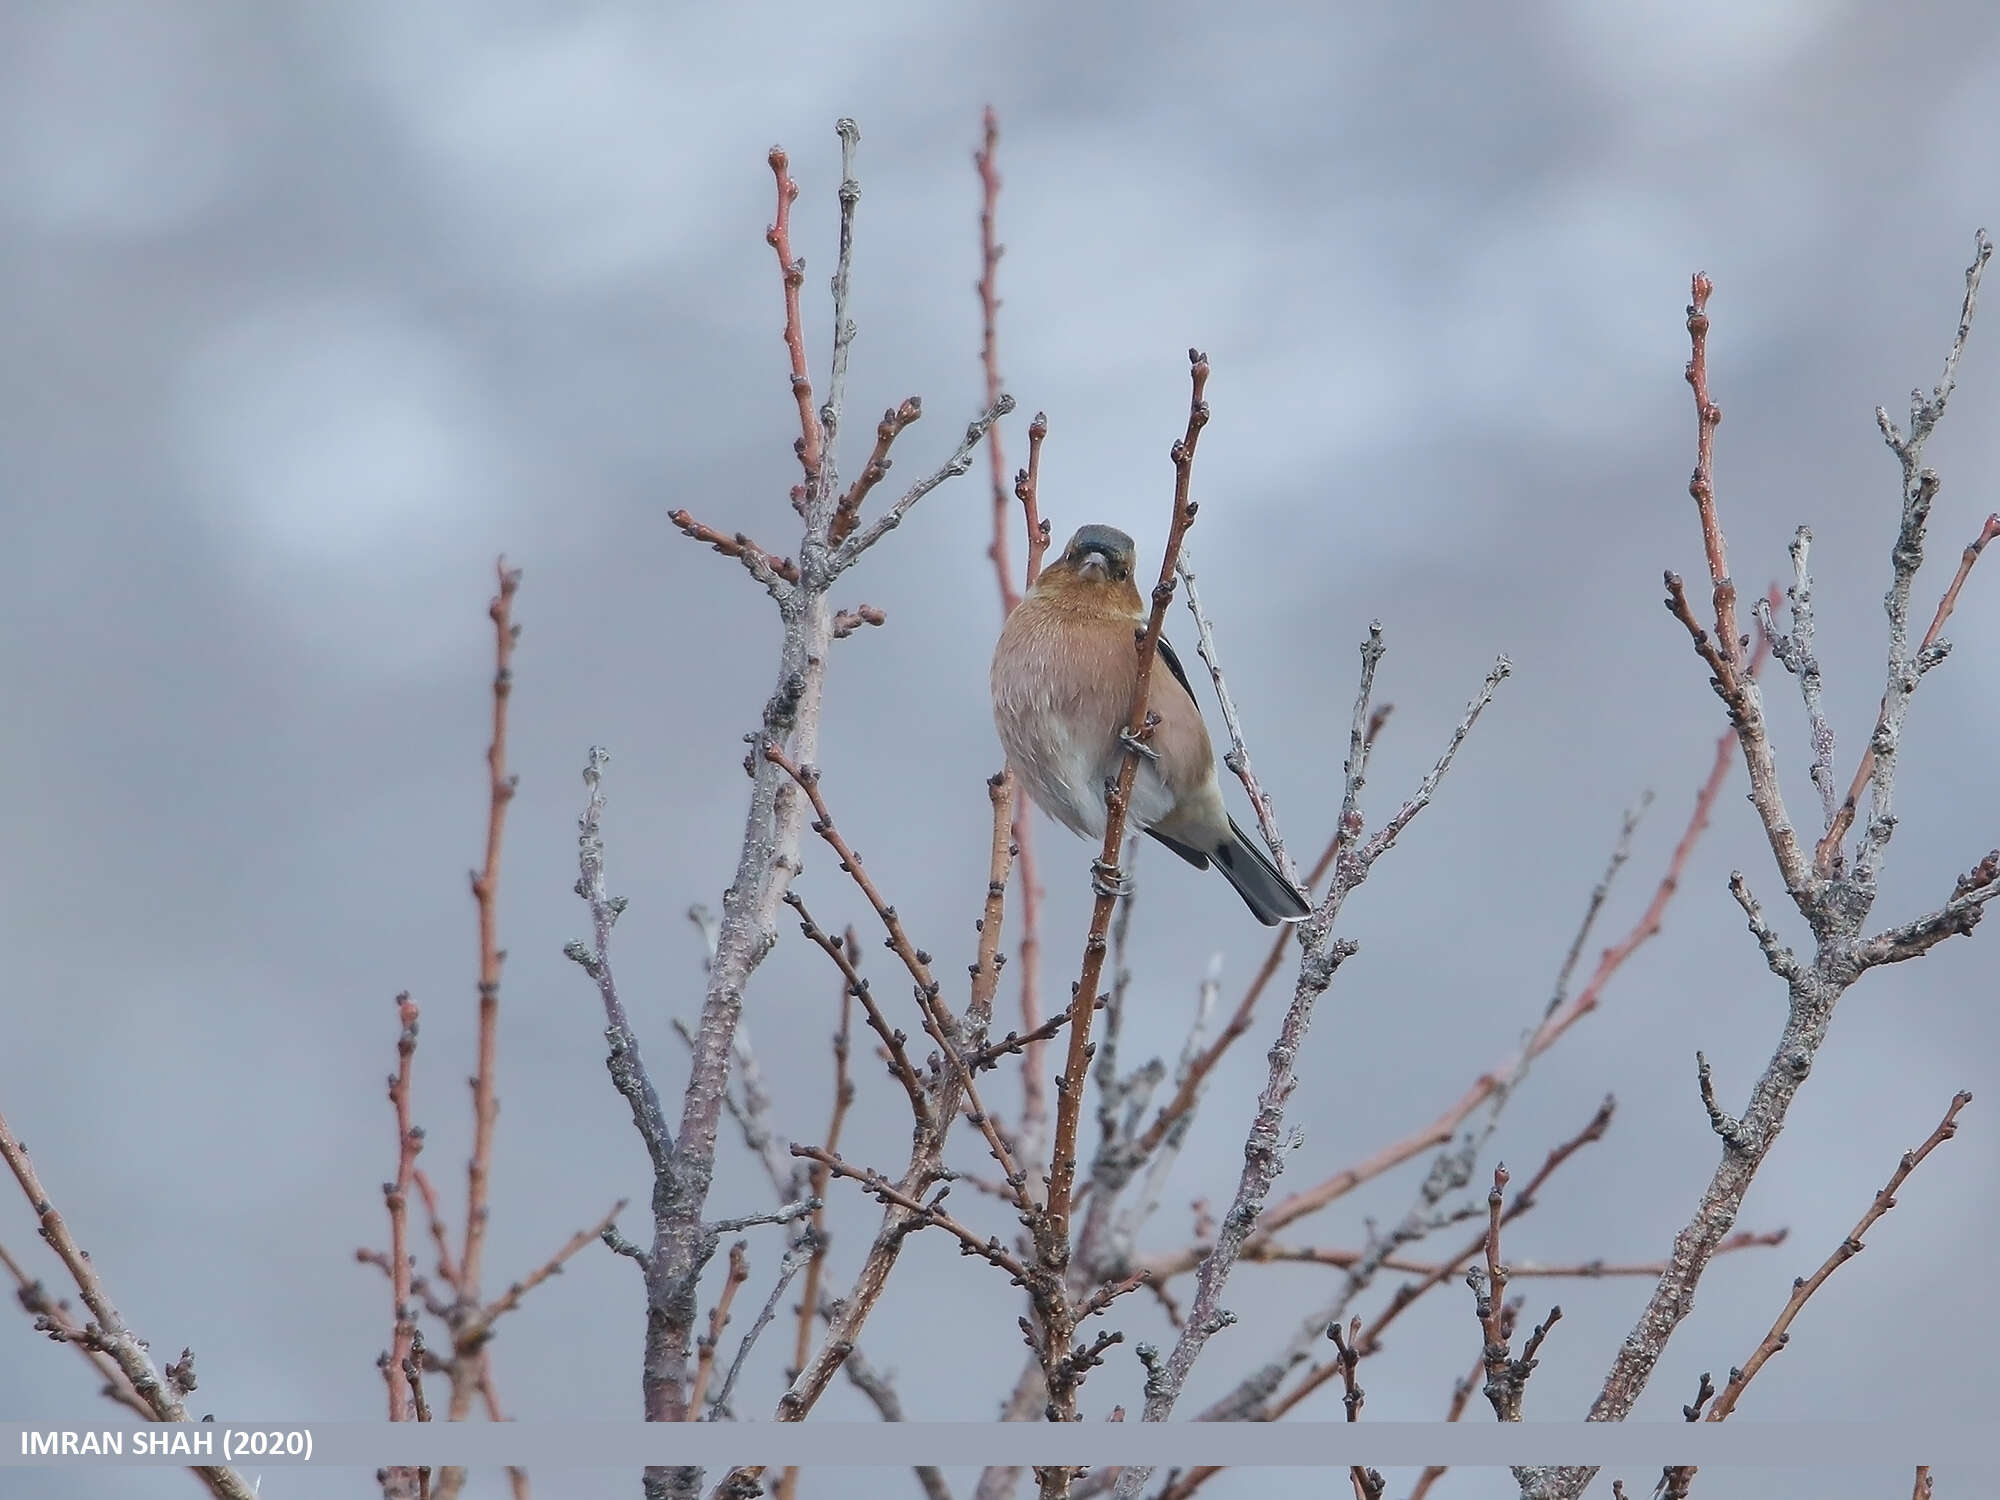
[
  {"left": 1118, "top": 727, "right": 1160, "bottom": 762},
  {"left": 1090, "top": 859, "right": 1133, "bottom": 899}
]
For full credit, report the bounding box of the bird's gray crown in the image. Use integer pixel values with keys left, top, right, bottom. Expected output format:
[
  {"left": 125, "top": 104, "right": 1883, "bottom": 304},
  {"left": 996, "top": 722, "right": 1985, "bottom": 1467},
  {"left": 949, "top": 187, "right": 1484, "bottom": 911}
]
[{"left": 1066, "top": 524, "right": 1136, "bottom": 562}]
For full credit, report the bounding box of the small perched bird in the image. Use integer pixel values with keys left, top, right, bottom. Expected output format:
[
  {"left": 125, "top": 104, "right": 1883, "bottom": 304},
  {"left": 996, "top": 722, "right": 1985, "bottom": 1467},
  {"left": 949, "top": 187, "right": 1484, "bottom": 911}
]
[{"left": 990, "top": 524, "right": 1310, "bottom": 926}]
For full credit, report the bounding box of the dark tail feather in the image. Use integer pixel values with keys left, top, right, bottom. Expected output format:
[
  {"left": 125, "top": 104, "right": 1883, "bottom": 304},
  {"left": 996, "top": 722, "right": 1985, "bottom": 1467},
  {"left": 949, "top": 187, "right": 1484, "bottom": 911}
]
[{"left": 1211, "top": 817, "right": 1311, "bottom": 926}]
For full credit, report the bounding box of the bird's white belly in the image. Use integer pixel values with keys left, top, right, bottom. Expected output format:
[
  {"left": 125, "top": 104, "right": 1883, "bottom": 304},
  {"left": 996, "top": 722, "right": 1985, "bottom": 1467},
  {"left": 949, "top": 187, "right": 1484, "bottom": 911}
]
[{"left": 996, "top": 694, "right": 1176, "bottom": 841}]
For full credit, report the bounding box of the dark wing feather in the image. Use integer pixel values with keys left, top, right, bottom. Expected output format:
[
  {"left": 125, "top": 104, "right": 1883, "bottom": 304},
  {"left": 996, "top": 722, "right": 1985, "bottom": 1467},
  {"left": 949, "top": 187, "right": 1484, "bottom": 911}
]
[
  {"left": 1154, "top": 634, "right": 1199, "bottom": 705},
  {"left": 1144, "top": 826, "right": 1211, "bottom": 869}
]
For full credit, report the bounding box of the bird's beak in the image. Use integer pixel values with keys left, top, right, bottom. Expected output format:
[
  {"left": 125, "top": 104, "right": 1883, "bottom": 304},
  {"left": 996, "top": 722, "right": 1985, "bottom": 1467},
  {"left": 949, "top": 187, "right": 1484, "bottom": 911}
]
[{"left": 1076, "top": 550, "right": 1110, "bottom": 581}]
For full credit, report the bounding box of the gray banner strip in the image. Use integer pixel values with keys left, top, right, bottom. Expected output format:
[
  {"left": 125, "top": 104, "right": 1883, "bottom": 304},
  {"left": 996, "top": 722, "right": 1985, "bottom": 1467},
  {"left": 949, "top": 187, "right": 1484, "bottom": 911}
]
[{"left": 0, "top": 1423, "right": 1980, "bottom": 1468}]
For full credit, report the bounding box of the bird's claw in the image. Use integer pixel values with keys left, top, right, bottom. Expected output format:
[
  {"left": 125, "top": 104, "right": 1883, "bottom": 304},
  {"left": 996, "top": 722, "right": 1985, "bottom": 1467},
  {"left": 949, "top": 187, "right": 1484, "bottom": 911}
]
[
  {"left": 1118, "top": 727, "right": 1160, "bottom": 762},
  {"left": 1090, "top": 859, "right": 1134, "bottom": 899}
]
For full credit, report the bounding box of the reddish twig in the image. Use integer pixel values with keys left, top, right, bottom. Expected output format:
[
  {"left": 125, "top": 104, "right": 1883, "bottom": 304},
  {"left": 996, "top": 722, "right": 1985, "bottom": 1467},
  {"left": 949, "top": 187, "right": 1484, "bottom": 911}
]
[
  {"left": 975, "top": 110, "right": 1053, "bottom": 1177},
  {"left": 1038, "top": 351, "right": 1209, "bottom": 1444},
  {"left": 1018, "top": 414, "right": 1050, "bottom": 589},
  {"left": 784, "top": 893, "right": 927, "bottom": 1120},
  {"left": 766, "top": 146, "right": 822, "bottom": 497},
  {"left": 689, "top": 1242, "right": 750, "bottom": 1418},
  {"left": 830, "top": 399, "right": 923, "bottom": 547},
  {"left": 1704, "top": 1090, "right": 1971, "bottom": 1422},
  {"left": 666, "top": 509, "right": 801, "bottom": 586},
  {"left": 456, "top": 1201, "right": 626, "bottom": 1350},
  {"left": 456, "top": 561, "right": 519, "bottom": 1300},
  {"left": 831, "top": 603, "right": 887, "bottom": 638},
  {"left": 412, "top": 1169, "right": 461, "bottom": 1297},
  {"left": 977, "top": 106, "right": 1015, "bottom": 610},
  {"left": 450, "top": 558, "right": 521, "bottom": 1425},
  {"left": 1463, "top": 1163, "right": 1563, "bottom": 1423},
  {"left": 1683, "top": 274, "right": 1744, "bottom": 678}
]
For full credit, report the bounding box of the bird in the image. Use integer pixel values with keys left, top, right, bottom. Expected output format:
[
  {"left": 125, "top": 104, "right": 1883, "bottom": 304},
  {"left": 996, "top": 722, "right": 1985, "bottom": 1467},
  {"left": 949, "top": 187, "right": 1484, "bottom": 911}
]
[{"left": 990, "top": 523, "right": 1311, "bottom": 926}]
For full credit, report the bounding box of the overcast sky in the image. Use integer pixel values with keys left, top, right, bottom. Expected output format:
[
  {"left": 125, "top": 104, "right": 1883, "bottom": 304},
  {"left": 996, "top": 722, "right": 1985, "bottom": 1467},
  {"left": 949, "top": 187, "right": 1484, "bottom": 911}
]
[{"left": 3, "top": 4, "right": 1998, "bottom": 1500}]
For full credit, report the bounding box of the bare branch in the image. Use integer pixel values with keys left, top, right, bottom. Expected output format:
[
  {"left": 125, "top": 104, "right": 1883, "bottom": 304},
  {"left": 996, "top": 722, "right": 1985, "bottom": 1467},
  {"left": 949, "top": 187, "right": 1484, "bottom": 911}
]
[
  {"left": 834, "top": 396, "right": 1015, "bottom": 569},
  {"left": 1045, "top": 352, "right": 1213, "bottom": 1460},
  {"left": 792, "top": 1146, "right": 1030, "bottom": 1285},
  {"left": 820, "top": 119, "right": 862, "bottom": 469},
  {"left": 689, "top": 1242, "right": 749, "bottom": 1419},
  {"left": 1522, "top": 236, "right": 1993, "bottom": 1500},
  {"left": 454, "top": 559, "right": 523, "bottom": 1414},
  {"left": 382, "top": 991, "right": 424, "bottom": 1425},
  {"left": 1856, "top": 851, "right": 2000, "bottom": 969},
  {"left": 783, "top": 891, "right": 928, "bottom": 1121},
  {"left": 0, "top": 1240, "right": 152, "bottom": 1420},
  {"left": 766, "top": 144, "right": 823, "bottom": 504},
  {"left": 830, "top": 399, "right": 923, "bottom": 548},
  {"left": 0, "top": 1108, "right": 259, "bottom": 1500},
  {"left": 667, "top": 508, "right": 801, "bottom": 591},
  {"left": 1463, "top": 1164, "right": 1563, "bottom": 1422},
  {"left": 832, "top": 603, "right": 888, "bottom": 638},
  {"left": 709, "top": 1234, "right": 816, "bottom": 1420},
  {"left": 564, "top": 749, "right": 672, "bottom": 1175}
]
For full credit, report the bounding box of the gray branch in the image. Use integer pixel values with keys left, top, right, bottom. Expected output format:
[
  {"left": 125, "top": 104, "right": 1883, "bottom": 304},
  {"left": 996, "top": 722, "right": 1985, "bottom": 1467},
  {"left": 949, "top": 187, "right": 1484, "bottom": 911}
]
[
  {"left": 1522, "top": 230, "right": 1995, "bottom": 1500},
  {"left": 1853, "top": 229, "right": 1990, "bottom": 888},
  {"left": 706, "top": 1234, "right": 816, "bottom": 1420},
  {"left": 1112, "top": 638, "right": 1506, "bottom": 1500},
  {"left": 565, "top": 748, "right": 673, "bottom": 1177},
  {"left": 832, "top": 396, "right": 1014, "bottom": 570},
  {"left": 1728, "top": 872, "right": 1801, "bottom": 983},
  {"left": 821, "top": 118, "right": 862, "bottom": 459},
  {"left": 1758, "top": 528, "right": 1838, "bottom": 826},
  {"left": 578, "top": 121, "right": 995, "bottom": 1500}
]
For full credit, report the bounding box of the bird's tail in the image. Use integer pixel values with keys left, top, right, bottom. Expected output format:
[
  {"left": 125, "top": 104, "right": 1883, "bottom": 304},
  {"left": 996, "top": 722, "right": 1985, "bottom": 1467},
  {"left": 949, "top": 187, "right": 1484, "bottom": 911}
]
[{"left": 1212, "top": 816, "right": 1311, "bottom": 926}]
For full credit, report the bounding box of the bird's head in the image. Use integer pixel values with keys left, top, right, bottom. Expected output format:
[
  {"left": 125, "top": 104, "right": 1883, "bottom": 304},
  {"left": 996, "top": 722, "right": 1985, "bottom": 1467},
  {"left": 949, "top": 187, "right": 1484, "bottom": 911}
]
[{"left": 1034, "top": 524, "right": 1143, "bottom": 612}]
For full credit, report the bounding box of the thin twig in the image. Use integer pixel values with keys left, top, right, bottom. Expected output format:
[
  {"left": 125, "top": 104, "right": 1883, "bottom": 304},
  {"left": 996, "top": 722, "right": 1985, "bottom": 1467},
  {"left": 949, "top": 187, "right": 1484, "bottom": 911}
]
[
  {"left": 457, "top": 558, "right": 521, "bottom": 1320},
  {"left": 690, "top": 1242, "right": 750, "bottom": 1418},
  {"left": 0, "top": 1240, "right": 152, "bottom": 1419},
  {"left": 384, "top": 992, "right": 424, "bottom": 1424},
  {"left": 1704, "top": 1090, "right": 1970, "bottom": 1421}
]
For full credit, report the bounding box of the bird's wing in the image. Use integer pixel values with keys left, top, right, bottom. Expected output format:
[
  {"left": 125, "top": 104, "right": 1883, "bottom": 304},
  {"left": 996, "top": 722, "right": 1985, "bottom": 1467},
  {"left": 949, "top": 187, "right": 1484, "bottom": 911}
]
[{"left": 1153, "top": 633, "right": 1199, "bottom": 705}]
